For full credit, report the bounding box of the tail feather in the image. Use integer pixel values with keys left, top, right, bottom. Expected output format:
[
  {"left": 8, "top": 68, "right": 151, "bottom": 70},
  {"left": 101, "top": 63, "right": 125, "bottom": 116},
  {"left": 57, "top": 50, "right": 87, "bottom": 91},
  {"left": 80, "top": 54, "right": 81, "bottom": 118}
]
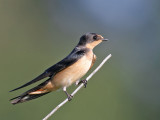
[
  {"left": 10, "top": 79, "right": 50, "bottom": 105},
  {"left": 11, "top": 92, "right": 50, "bottom": 105}
]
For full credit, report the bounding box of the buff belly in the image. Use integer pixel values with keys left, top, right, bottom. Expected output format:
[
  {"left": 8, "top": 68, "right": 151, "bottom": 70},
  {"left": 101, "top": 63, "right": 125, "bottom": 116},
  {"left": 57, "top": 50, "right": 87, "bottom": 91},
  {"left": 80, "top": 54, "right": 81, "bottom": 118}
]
[{"left": 52, "top": 55, "right": 92, "bottom": 88}]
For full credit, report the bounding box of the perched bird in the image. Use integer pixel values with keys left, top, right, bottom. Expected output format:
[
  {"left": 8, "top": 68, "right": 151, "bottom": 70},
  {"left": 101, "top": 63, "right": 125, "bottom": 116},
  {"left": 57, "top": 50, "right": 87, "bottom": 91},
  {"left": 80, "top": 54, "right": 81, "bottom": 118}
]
[{"left": 10, "top": 33, "right": 108, "bottom": 104}]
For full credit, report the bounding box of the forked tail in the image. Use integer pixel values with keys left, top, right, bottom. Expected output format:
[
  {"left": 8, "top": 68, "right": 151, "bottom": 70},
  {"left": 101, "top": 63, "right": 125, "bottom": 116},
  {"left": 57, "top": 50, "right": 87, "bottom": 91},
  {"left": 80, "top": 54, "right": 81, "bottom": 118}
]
[{"left": 10, "top": 80, "right": 51, "bottom": 105}]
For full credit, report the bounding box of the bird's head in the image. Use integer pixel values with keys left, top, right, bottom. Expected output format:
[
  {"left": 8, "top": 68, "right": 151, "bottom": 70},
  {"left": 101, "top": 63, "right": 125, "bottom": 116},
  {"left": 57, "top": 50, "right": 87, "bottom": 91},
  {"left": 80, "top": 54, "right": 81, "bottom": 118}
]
[{"left": 78, "top": 33, "right": 108, "bottom": 49}]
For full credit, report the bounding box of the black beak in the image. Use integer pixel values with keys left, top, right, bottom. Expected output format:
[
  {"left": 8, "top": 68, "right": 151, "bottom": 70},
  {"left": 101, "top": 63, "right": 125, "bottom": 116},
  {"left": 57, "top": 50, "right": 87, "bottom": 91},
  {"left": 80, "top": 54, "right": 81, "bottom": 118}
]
[{"left": 102, "top": 39, "right": 108, "bottom": 41}]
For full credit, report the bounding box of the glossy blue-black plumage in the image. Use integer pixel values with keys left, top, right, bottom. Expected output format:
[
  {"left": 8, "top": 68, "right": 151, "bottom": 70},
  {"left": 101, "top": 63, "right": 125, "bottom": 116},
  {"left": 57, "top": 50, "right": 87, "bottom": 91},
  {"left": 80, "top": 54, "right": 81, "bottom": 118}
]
[{"left": 10, "top": 47, "right": 87, "bottom": 92}]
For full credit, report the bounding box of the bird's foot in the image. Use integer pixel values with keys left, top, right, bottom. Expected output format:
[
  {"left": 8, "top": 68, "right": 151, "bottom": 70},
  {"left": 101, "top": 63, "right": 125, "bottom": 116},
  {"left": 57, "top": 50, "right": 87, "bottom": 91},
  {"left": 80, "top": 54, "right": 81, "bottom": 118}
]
[
  {"left": 64, "top": 90, "right": 73, "bottom": 101},
  {"left": 78, "top": 79, "right": 87, "bottom": 88},
  {"left": 67, "top": 94, "right": 73, "bottom": 101}
]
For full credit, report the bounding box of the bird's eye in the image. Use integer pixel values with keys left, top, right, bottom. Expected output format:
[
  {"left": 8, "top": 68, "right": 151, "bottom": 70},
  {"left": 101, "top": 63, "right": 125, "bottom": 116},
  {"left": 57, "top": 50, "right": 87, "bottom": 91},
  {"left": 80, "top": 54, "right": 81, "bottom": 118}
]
[{"left": 93, "top": 36, "right": 97, "bottom": 40}]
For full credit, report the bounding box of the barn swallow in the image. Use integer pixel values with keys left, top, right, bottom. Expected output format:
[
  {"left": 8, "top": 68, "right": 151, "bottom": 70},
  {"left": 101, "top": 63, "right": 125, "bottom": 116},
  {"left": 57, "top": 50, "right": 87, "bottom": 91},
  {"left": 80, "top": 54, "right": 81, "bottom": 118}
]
[{"left": 10, "top": 33, "right": 108, "bottom": 104}]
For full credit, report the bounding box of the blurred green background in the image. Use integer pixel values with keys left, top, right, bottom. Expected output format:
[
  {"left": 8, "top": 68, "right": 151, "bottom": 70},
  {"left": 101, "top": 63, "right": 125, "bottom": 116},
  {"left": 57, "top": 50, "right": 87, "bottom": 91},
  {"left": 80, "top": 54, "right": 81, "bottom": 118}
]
[{"left": 1, "top": 0, "right": 160, "bottom": 120}]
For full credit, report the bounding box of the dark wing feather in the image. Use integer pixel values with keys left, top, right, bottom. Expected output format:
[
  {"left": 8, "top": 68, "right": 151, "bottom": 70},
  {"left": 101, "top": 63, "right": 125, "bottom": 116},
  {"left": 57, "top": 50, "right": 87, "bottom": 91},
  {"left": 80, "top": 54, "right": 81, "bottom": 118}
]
[
  {"left": 10, "top": 47, "right": 85, "bottom": 92},
  {"left": 46, "top": 47, "right": 85, "bottom": 75},
  {"left": 10, "top": 71, "right": 51, "bottom": 92}
]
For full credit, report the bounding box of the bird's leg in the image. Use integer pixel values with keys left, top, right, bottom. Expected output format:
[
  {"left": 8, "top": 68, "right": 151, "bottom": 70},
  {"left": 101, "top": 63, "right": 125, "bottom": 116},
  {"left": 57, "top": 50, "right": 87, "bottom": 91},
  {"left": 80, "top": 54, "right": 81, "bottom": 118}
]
[
  {"left": 75, "top": 80, "right": 80, "bottom": 86},
  {"left": 78, "top": 79, "right": 87, "bottom": 88},
  {"left": 63, "top": 87, "right": 73, "bottom": 101}
]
